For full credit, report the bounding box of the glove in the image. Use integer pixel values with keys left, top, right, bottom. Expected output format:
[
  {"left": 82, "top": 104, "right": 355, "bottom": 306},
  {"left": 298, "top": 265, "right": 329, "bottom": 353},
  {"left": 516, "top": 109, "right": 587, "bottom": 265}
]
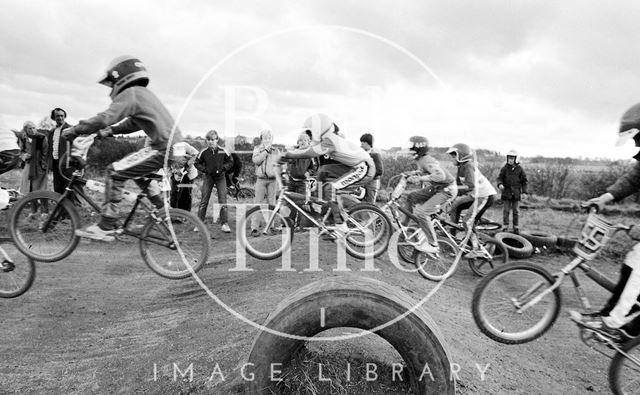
[
  {"left": 584, "top": 192, "right": 615, "bottom": 213},
  {"left": 407, "top": 175, "right": 420, "bottom": 184}
]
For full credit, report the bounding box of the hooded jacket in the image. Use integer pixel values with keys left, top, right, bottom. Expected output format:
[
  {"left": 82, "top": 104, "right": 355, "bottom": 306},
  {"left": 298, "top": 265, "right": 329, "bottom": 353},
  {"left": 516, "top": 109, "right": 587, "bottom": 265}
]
[{"left": 497, "top": 162, "right": 528, "bottom": 200}]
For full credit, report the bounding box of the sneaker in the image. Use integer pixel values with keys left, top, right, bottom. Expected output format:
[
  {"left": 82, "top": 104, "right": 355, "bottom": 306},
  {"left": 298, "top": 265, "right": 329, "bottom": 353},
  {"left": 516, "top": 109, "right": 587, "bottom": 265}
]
[
  {"left": 513, "top": 227, "right": 520, "bottom": 235},
  {"left": 569, "top": 311, "right": 633, "bottom": 341},
  {"left": 415, "top": 240, "right": 439, "bottom": 253},
  {"left": 221, "top": 223, "right": 231, "bottom": 233},
  {"left": 465, "top": 250, "right": 483, "bottom": 259},
  {"left": 75, "top": 223, "right": 116, "bottom": 242}
]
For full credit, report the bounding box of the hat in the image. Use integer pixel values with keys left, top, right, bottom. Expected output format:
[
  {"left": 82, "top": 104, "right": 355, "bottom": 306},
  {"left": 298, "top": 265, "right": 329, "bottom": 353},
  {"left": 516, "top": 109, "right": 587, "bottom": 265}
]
[
  {"left": 360, "top": 133, "right": 373, "bottom": 147},
  {"left": 617, "top": 103, "right": 640, "bottom": 146}
]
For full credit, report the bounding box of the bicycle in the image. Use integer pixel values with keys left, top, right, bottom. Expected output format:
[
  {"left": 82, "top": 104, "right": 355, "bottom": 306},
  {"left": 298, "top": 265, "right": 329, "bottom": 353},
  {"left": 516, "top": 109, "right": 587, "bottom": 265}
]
[
  {"left": 237, "top": 164, "right": 392, "bottom": 260},
  {"left": 227, "top": 177, "right": 255, "bottom": 201},
  {"left": 0, "top": 236, "right": 35, "bottom": 298},
  {"left": 382, "top": 172, "right": 508, "bottom": 281},
  {"left": 471, "top": 207, "right": 640, "bottom": 394},
  {"left": 8, "top": 135, "right": 210, "bottom": 280}
]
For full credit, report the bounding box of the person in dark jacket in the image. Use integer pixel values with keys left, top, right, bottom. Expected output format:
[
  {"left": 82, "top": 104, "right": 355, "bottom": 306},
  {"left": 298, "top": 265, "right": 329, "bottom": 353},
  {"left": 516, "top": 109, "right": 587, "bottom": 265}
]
[
  {"left": 572, "top": 102, "right": 640, "bottom": 339},
  {"left": 225, "top": 152, "right": 242, "bottom": 191},
  {"left": 496, "top": 150, "right": 528, "bottom": 233},
  {"left": 195, "top": 129, "right": 234, "bottom": 233},
  {"left": 360, "top": 133, "right": 383, "bottom": 203}
]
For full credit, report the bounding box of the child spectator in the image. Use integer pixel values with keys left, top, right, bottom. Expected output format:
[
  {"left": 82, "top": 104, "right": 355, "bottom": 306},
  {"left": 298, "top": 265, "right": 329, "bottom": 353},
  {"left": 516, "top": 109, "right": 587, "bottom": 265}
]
[
  {"left": 496, "top": 150, "right": 528, "bottom": 234},
  {"left": 360, "top": 132, "right": 383, "bottom": 203},
  {"left": 251, "top": 129, "right": 281, "bottom": 236},
  {"left": 169, "top": 142, "right": 199, "bottom": 212},
  {"left": 194, "top": 130, "right": 233, "bottom": 233},
  {"left": 285, "top": 132, "right": 317, "bottom": 228}
]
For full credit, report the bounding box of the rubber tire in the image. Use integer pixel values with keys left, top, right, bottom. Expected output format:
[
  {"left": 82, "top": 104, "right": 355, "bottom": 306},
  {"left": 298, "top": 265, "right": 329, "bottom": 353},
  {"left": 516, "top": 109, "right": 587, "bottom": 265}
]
[
  {"left": 494, "top": 232, "right": 534, "bottom": 259},
  {"left": 467, "top": 233, "right": 509, "bottom": 277},
  {"left": 139, "top": 208, "right": 209, "bottom": 279},
  {"left": 609, "top": 335, "right": 640, "bottom": 395},
  {"left": 520, "top": 231, "right": 558, "bottom": 248},
  {"left": 245, "top": 276, "right": 456, "bottom": 394},
  {"left": 472, "top": 263, "right": 562, "bottom": 344},
  {"left": 345, "top": 203, "right": 392, "bottom": 260},
  {"left": 238, "top": 205, "right": 294, "bottom": 260},
  {"left": 9, "top": 190, "right": 81, "bottom": 262},
  {"left": 0, "top": 251, "right": 35, "bottom": 298}
]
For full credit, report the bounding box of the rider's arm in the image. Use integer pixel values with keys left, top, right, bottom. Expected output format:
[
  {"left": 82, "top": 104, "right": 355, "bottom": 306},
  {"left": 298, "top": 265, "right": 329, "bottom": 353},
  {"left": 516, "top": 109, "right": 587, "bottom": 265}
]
[
  {"left": 456, "top": 163, "right": 475, "bottom": 195},
  {"left": 607, "top": 161, "right": 640, "bottom": 201},
  {"left": 72, "top": 90, "right": 136, "bottom": 135},
  {"left": 418, "top": 157, "right": 448, "bottom": 184},
  {"left": 283, "top": 141, "right": 330, "bottom": 160}
]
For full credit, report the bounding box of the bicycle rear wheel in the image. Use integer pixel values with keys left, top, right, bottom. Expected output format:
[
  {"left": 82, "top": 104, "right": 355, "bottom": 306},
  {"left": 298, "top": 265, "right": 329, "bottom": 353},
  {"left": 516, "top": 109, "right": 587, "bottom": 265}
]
[
  {"left": 467, "top": 234, "right": 509, "bottom": 276},
  {"left": 472, "top": 263, "right": 561, "bottom": 344},
  {"left": 397, "top": 226, "right": 420, "bottom": 263},
  {"left": 9, "top": 191, "right": 80, "bottom": 262},
  {"left": 609, "top": 336, "right": 640, "bottom": 395},
  {"left": 238, "top": 205, "right": 293, "bottom": 260},
  {"left": 413, "top": 237, "right": 459, "bottom": 281},
  {"left": 0, "top": 242, "right": 35, "bottom": 298},
  {"left": 139, "top": 208, "right": 210, "bottom": 279}
]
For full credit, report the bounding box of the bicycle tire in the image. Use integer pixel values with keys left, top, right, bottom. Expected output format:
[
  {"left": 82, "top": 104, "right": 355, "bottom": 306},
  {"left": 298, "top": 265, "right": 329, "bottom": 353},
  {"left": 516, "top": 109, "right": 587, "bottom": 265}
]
[
  {"left": 413, "top": 237, "right": 459, "bottom": 281},
  {"left": 609, "top": 335, "right": 640, "bottom": 395},
  {"left": 397, "top": 226, "right": 419, "bottom": 264},
  {"left": 475, "top": 218, "right": 502, "bottom": 234},
  {"left": 472, "top": 263, "right": 562, "bottom": 344},
  {"left": 344, "top": 203, "right": 392, "bottom": 260},
  {"left": 238, "top": 205, "right": 293, "bottom": 260},
  {"left": 139, "top": 208, "right": 210, "bottom": 280},
  {"left": 9, "top": 190, "right": 81, "bottom": 262},
  {"left": 467, "top": 234, "right": 509, "bottom": 277},
  {"left": 0, "top": 243, "right": 36, "bottom": 298}
]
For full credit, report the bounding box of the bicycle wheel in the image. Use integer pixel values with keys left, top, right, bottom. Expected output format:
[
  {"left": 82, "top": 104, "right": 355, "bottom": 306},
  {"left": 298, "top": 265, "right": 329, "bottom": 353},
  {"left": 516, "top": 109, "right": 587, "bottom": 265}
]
[
  {"left": 609, "top": 336, "right": 640, "bottom": 395},
  {"left": 9, "top": 191, "right": 80, "bottom": 262},
  {"left": 397, "top": 226, "right": 420, "bottom": 264},
  {"left": 237, "top": 188, "right": 255, "bottom": 200},
  {"left": 468, "top": 234, "right": 509, "bottom": 277},
  {"left": 472, "top": 263, "right": 561, "bottom": 344},
  {"left": 0, "top": 243, "right": 35, "bottom": 298},
  {"left": 475, "top": 218, "right": 502, "bottom": 234},
  {"left": 344, "top": 203, "right": 392, "bottom": 260},
  {"left": 413, "top": 237, "right": 459, "bottom": 281},
  {"left": 238, "top": 205, "right": 293, "bottom": 260},
  {"left": 139, "top": 208, "right": 210, "bottom": 280}
]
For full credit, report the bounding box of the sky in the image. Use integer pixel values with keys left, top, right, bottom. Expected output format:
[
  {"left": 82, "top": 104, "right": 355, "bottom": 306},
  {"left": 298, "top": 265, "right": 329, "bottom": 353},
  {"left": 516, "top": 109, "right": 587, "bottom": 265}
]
[{"left": 1, "top": 0, "right": 640, "bottom": 159}]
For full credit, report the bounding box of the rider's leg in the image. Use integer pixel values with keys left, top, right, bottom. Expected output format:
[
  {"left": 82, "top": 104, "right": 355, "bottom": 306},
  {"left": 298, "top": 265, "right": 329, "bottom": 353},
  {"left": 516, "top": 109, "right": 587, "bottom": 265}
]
[
  {"left": 402, "top": 185, "right": 436, "bottom": 227},
  {"left": 450, "top": 195, "right": 473, "bottom": 224},
  {"left": 603, "top": 245, "right": 640, "bottom": 328}
]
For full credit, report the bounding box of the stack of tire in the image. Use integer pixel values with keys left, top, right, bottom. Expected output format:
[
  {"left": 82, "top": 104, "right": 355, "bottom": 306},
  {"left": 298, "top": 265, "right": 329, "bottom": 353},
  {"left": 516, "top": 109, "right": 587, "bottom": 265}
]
[{"left": 494, "top": 230, "right": 578, "bottom": 259}]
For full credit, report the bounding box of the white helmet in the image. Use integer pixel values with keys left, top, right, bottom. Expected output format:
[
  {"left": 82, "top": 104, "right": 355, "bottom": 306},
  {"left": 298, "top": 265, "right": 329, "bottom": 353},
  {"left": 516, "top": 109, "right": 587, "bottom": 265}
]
[
  {"left": 98, "top": 55, "right": 149, "bottom": 99},
  {"left": 302, "top": 113, "right": 337, "bottom": 142},
  {"left": 507, "top": 149, "right": 518, "bottom": 162},
  {"left": 617, "top": 103, "right": 640, "bottom": 146}
]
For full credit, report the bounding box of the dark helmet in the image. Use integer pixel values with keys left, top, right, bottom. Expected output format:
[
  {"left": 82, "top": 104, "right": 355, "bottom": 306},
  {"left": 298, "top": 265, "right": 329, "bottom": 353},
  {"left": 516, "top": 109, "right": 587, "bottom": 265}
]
[
  {"left": 447, "top": 143, "right": 473, "bottom": 162},
  {"left": 617, "top": 103, "right": 640, "bottom": 146},
  {"left": 408, "top": 136, "right": 429, "bottom": 158},
  {"left": 98, "top": 55, "right": 149, "bottom": 99}
]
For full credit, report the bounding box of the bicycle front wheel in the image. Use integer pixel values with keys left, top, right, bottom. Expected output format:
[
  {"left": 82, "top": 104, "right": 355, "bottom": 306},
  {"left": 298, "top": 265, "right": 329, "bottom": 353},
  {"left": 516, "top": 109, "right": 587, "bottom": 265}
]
[
  {"left": 9, "top": 191, "right": 80, "bottom": 262},
  {"left": 238, "top": 205, "right": 293, "bottom": 260},
  {"left": 344, "top": 203, "right": 392, "bottom": 260},
  {"left": 413, "top": 237, "right": 459, "bottom": 281},
  {"left": 397, "top": 226, "right": 420, "bottom": 264},
  {"left": 139, "top": 208, "right": 210, "bottom": 280},
  {"left": 472, "top": 263, "right": 561, "bottom": 344},
  {"left": 609, "top": 335, "right": 640, "bottom": 395},
  {"left": 0, "top": 243, "right": 35, "bottom": 298},
  {"left": 468, "top": 234, "right": 509, "bottom": 277}
]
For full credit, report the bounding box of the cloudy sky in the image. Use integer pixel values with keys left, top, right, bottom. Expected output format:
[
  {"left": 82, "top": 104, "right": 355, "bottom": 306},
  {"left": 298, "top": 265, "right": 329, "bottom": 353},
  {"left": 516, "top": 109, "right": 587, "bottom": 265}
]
[{"left": 1, "top": 0, "right": 640, "bottom": 159}]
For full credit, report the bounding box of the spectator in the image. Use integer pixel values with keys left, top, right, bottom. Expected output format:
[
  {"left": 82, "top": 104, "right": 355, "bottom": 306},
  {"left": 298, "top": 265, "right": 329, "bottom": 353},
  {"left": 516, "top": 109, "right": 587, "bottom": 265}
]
[
  {"left": 360, "top": 133, "right": 383, "bottom": 203},
  {"left": 250, "top": 129, "right": 281, "bottom": 236},
  {"left": 169, "top": 142, "right": 199, "bottom": 212},
  {"left": 48, "top": 108, "right": 83, "bottom": 202},
  {"left": 225, "top": 152, "right": 242, "bottom": 192},
  {"left": 496, "top": 150, "right": 528, "bottom": 234},
  {"left": 285, "top": 132, "right": 317, "bottom": 228},
  {"left": 194, "top": 130, "right": 233, "bottom": 233},
  {"left": 21, "top": 121, "right": 50, "bottom": 196}
]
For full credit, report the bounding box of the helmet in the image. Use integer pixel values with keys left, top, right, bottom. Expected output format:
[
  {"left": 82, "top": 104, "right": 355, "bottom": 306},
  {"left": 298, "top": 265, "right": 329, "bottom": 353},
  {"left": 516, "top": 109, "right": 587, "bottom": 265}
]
[
  {"left": 408, "top": 136, "right": 429, "bottom": 158},
  {"left": 98, "top": 55, "right": 149, "bottom": 99},
  {"left": 447, "top": 143, "right": 473, "bottom": 162},
  {"left": 506, "top": 149, "right": 518, "bottom": 162},
  {"left": 302, "top": 113, "right": 336, "bottom": 142},
  {"left": 617, "top": 103, "right": 640, "bottom": 146}
]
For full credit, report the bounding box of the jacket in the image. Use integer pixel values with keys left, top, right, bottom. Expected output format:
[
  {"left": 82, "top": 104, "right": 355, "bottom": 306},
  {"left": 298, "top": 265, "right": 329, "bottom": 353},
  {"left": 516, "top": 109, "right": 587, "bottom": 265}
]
[
  {"left": 370, "top": 151, "right": 384, "bottom": 179},
  {"left": 253, "top": 146, "right": 281, "bottom": 179},
  {"left": 608, "top": 152, "right": 640, "bottom": 201},
  {"left": 497, "top": 163, "right": 528, "bottom": 200},
  {"left": 287, "top": 157, "right": 317, "bottom": 181},
  {"left": 194, "top": 146, "right": 233, "bottom": 178}
]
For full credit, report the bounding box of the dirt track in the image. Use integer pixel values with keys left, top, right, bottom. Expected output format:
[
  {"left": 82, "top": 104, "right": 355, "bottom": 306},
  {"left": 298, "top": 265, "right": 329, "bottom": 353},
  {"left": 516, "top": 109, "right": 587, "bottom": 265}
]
[{"left": 0, "top": 209, "right": 622, "bottom": 394}]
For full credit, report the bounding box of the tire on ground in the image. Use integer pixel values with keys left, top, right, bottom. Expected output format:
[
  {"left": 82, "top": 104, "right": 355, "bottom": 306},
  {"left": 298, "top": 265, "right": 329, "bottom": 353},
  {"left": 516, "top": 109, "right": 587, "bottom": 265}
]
[
  {"left": 494, "top": 232, "right": 534, "bottom": 259},
  {"left": 245, "top": 276, "right": 455, "bottom": 394},
  {"left": 519, "top": 231, "right": 558, "bottom": 248}
]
